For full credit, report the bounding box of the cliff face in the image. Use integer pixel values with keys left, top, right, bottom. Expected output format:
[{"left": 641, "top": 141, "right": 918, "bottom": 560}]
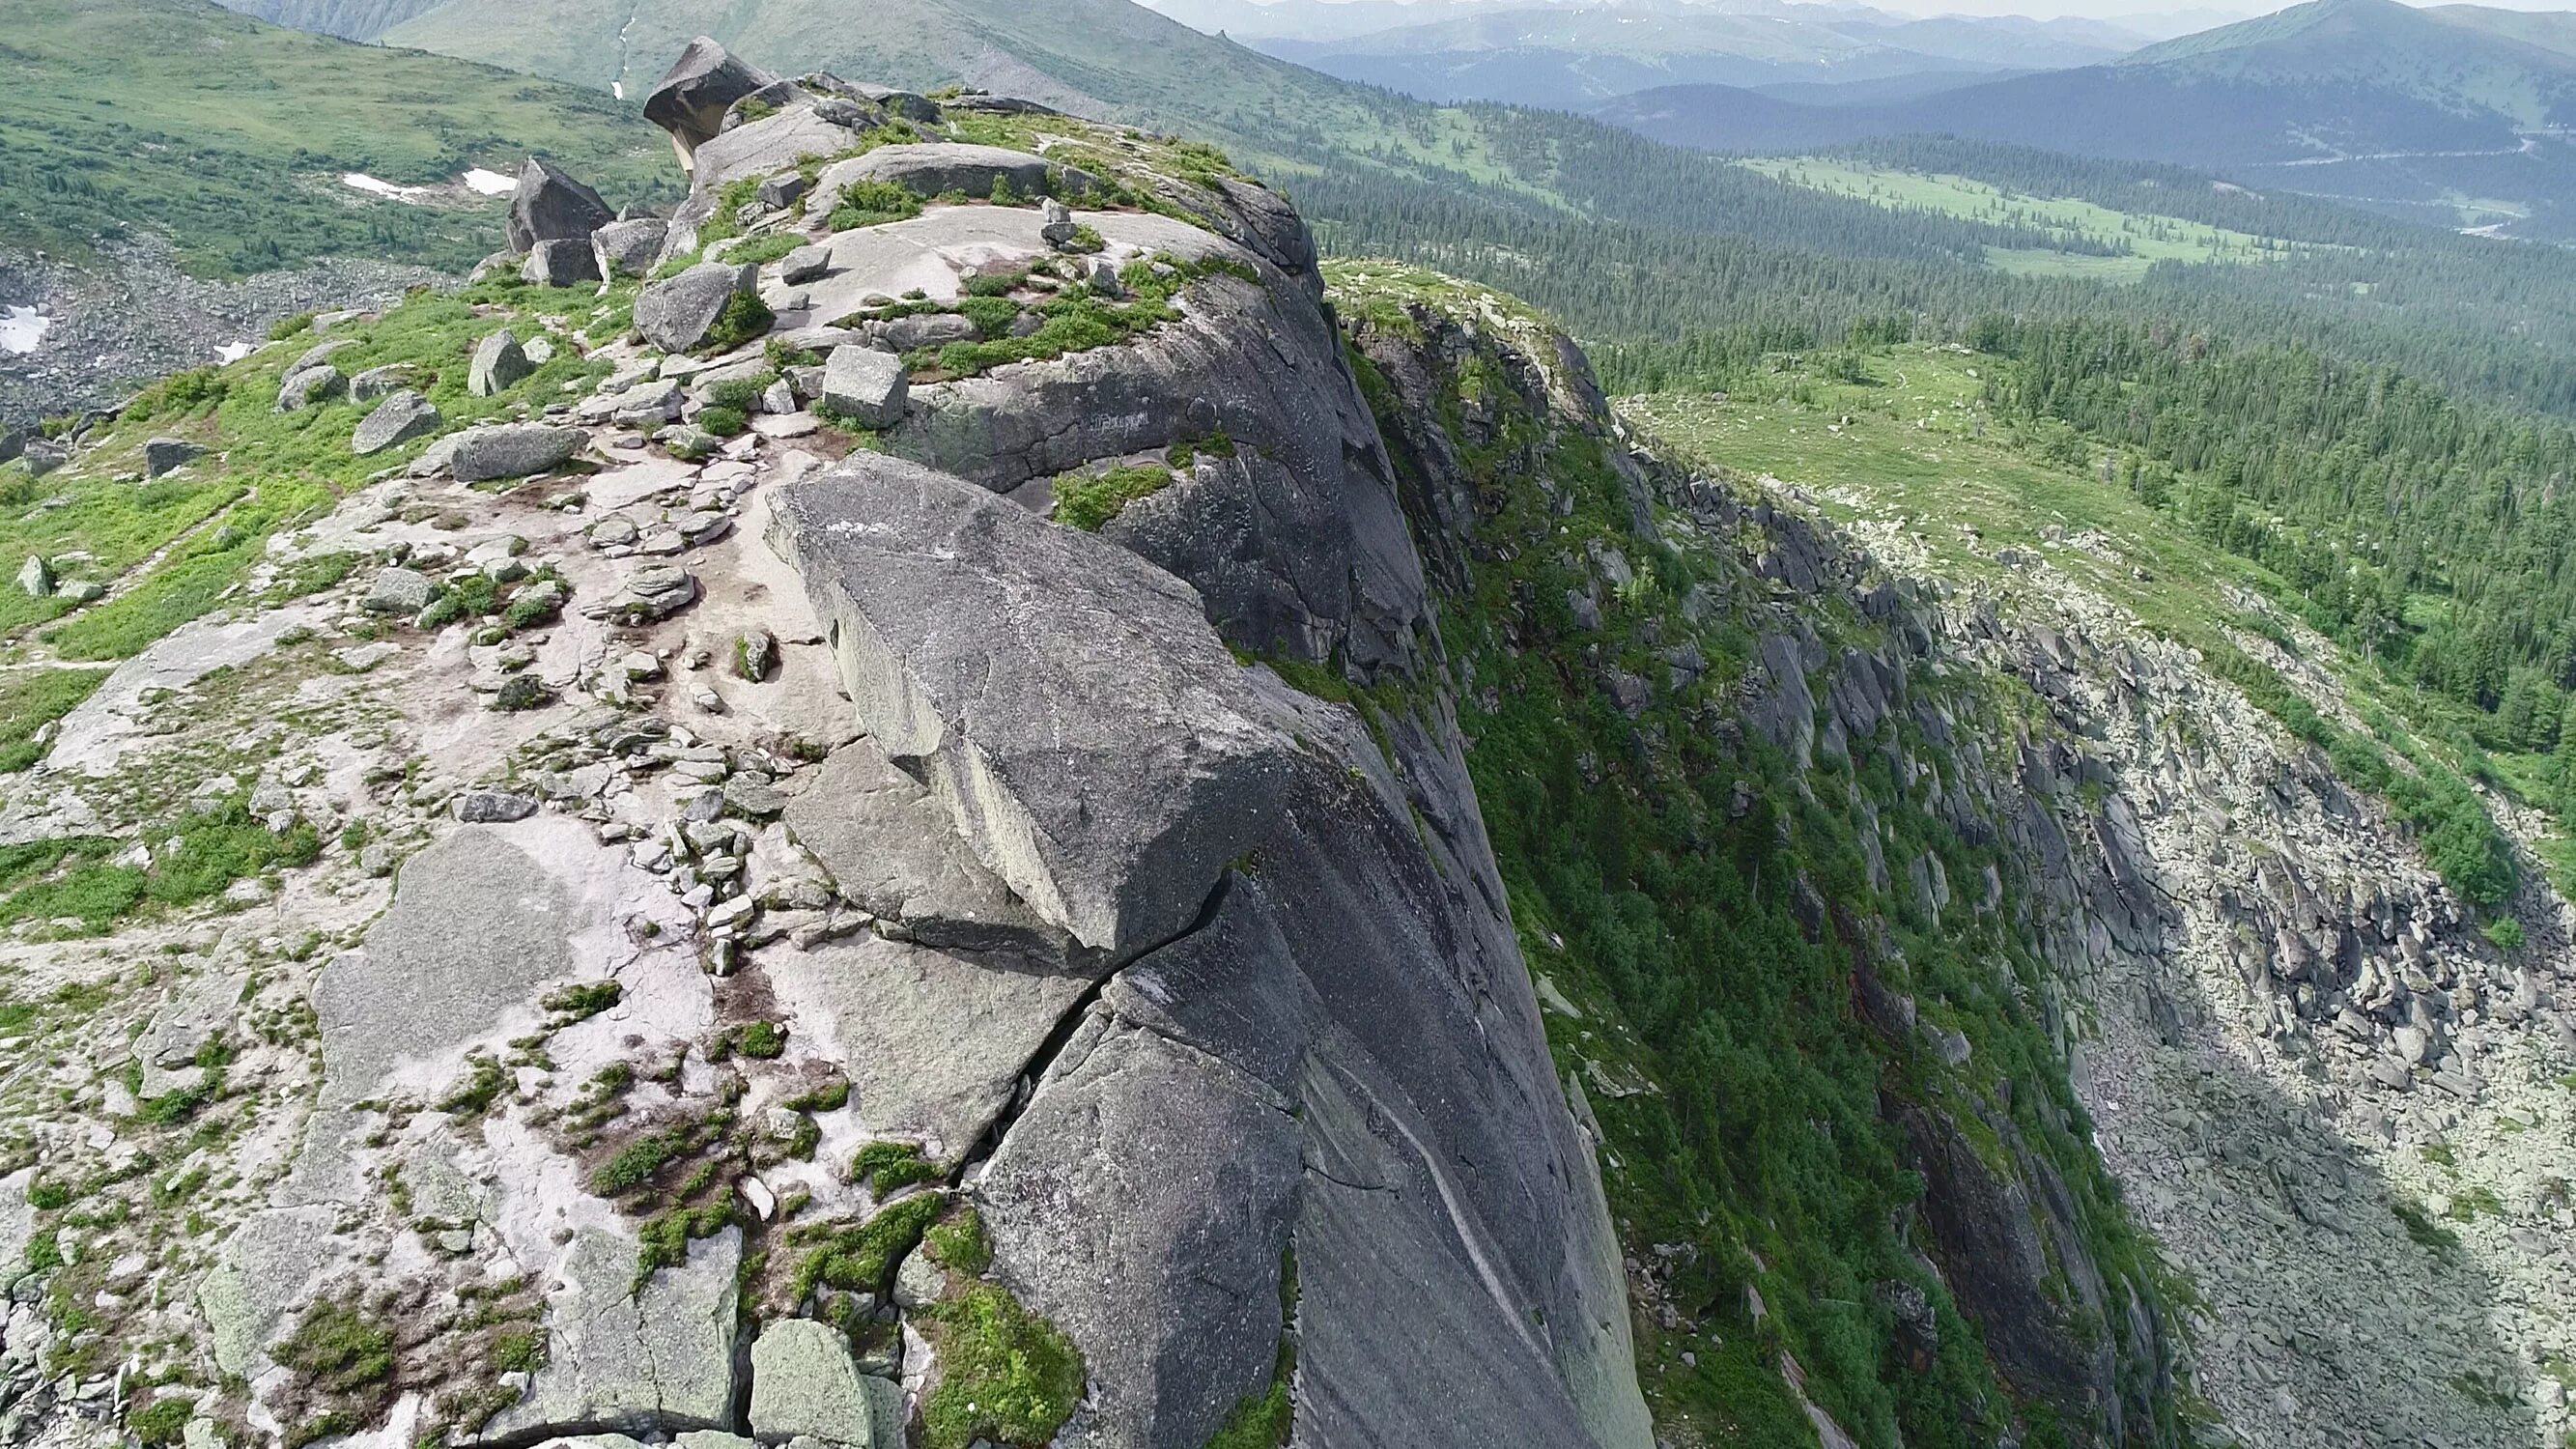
[{"left": 1340, "top": 270, "right": 2576, "bottom": 1449}]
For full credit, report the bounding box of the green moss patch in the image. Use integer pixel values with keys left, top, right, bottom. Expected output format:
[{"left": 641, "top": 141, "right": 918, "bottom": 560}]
[{"left": 919, "top": 1285, "right": 1087, "bottom": 1449}]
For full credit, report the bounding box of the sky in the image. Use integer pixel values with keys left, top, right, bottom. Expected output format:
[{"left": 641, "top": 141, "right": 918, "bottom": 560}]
[{"left": 1211, "top": 0, "right": 2576, "bottom": 24}]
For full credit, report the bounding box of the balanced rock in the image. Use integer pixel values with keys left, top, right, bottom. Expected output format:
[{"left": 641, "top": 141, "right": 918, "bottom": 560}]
[
  {"left": 445, "top": 423, "right": 585, "bottom": 482},
  {"left": 143, "top": 438, "right": 201, "bottom": 478},
  {"left": 642, "top": 37, "right": 780, "bottom": 168},
  {"left": 351, "top": 390, "right": 441, "bottom": 456},
  {"left": 467, "top": 328, "right": 531, "bottom": 397},
  {"left": 820, "top": 345, "right": 906, "bottom": 428},
  {"left": 636, "top": 263, "right": 758, "bottom": 354},
  {"left": 592, "top": 217, "right": 670, "bottom": 280},
  {"left": 1040, "top": 196, "right": 1078, "bottom": 247},
  {"left": 505, "top": 157, "right": 612, "bottom": 255}
]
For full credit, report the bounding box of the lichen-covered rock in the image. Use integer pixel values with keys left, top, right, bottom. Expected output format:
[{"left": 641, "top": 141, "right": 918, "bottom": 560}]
[
  {"left": 746, "top": 1318, "right": 900, "bottom": 1447},
  {"left": 350, "top": 389, "right": 439, "bottom": 455},
  {"left": 593, "top": 216, "right": 671, "bottom": 279},
  {"left": 636, "top": 263, "right": 757, "bottom": 355},
  {"left": 361, "top": 565, "right": 436, "bottom": 615},
  {"left": 349, "top": 362, "right": 420, "bottom": 400},
  {"left": 467, "top": 327, "right": 530, "bottom": 397},
  {"left": 276, "top": 362, "right": 345, "bottom": 411},
  {"left": 819, "top": 345, "right": 905, "bottom": 428},
  {"left": 484, "top": 1228, "right": 746, "bottom": 1439},
  {"left": 522, "top": 237, "right": 602, "bottom": 287},
  {"left": 445, "top": 422, "right": 584, "bottom": 481},
  {"left": 805, "top": 144, "right": 1090, "bottom": 219}
]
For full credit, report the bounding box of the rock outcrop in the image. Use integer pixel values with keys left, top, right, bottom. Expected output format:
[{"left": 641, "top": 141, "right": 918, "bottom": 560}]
[
  {"left": 14, "top": 34, "right": 2565, "bottom": 1449},
  {"left": 0, "top": 43, "right": 1650, "bottom": 1449}
]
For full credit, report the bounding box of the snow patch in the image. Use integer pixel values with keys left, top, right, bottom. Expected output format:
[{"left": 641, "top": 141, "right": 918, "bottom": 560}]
[
  {"left": 216, "top": 342, "right": 255, "bottom": 363},
  {"left": 342, "top": 172, "right": 435, "bottom": 203},
  {"left": 463, "top": 168, "right": 519, "bottom": 196},
  {"left": 611, "top": 81, "right": 625, "bottom": 100},
  {"left": 0, "top": 307, "right": 50, "bottom": 355}
]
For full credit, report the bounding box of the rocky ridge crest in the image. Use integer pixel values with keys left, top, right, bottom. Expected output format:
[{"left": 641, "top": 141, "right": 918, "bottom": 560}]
[{"left": 0, "top": 41, "right": 1646, "bottom": 1449}]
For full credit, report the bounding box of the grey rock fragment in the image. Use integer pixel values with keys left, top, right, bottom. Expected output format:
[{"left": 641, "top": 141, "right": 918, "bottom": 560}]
[
  {"left": 362, "top": 567, "right": 437, "bottom": 616},
  {"left": 19, "top": 438, "right": 67, "bottom": 476},
  {"left": 820, "top": 346, "right": 906, "bottom": 428},
  {"left": 866, "top": 313, "right": 974, "bottom": 352},
  {"left": 747, "top": 1318, "right": 899, "bottom": 1447},
  {"left": 454, "top": 791, "right": 539, "bottom": 824},
  {"left": 486, "top": 1227, "right": 744, "bottom": 1437},
  {"left": 446, "top": 423, "right": 584, "bottom": 482},
  {"left": 1039, "top": 196, "right": 1077, "bottom": 247},
  {"left": 17, "top": 555, "right": 52, "bottom": 599},
  {"left": 592, "top": 217, "right": 672, "bottom": 280},
  {"left": 522, "top": 238, "right": 602, "bottom": 287},
  {"left": 350, "top": 363, "right": 420, "bottom": 400},
  {"left": 755, "top": 172, "right": 809, "bottom": 210},
  {"left": 276, "top": 364, "right": 345, "bottom": 412},
  {"left": 467, "top": 328, "right": 531, "bottom": 397},
  {"left": 351, "top": 390, "right": 441, "bottom": 456},
  {"left": 779, "top": 244, "right": 832, "bottom": 286},
  {"left": 636, "top": 263, "right": 758, "bottom": 354},
  {"left": 143, "top": 438, "right": 202, "bottom": 477}
]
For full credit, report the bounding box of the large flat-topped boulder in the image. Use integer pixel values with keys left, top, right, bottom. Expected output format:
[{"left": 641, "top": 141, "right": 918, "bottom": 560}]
[
  {"left": 765, "top": 452, "right": 1293, "bottom": 957},
  {"left": 796, "top": 206, "right": 1235, "bottom": 326},
  {"left": 806, "top": 144, "right": 1094, "bottom": 217},
  {"left": 694, "top": 108, "right": 863, "bottom": 193}
]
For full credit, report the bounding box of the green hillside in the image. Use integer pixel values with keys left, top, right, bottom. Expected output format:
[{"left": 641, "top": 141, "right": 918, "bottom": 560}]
[
  {"left": 381, "top": 0, "right": 1441, "bottom": 180},
  {"left": 2120, "top": 0, "right": 2576, "bottom": 126},
  {"left": 1, "top": 0, "right": 673, "bottom": 276}
]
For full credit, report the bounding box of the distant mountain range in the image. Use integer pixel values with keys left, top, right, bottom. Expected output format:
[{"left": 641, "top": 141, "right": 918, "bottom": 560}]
[
  {"left": 1244, "top": 6, "right": 2141, "bottom": 107},
  {"left": 1597, "top": 0, "right": 2576, "bottom": 237},
  {"left": 196, "top": 0, "right": 2576, "bottom": 242},
  {"left": 1241, "top": 6, "right": 2133, "bottom": 108}
]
